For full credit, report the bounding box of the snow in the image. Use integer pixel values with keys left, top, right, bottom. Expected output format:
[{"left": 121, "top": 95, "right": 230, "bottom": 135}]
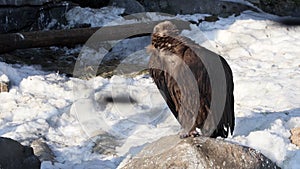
[
  {"left": 66, "top": 6, "right": 125, "bottom": 27},
  {"left": 0, "top": 6, "right": 300, "bottom": 169}
]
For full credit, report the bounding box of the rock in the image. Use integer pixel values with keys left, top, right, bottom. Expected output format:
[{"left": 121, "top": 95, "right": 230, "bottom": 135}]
[
  {"left": 0, "top": 2, "right": 75, "bottom": 33},
  {"left": 0, "top": 7, "right": 38, "bottom": 33},
  {"left": 0, "top": 73, "right": 9, "bottom": 92},
  {"left": 92, "top": 133, "right": 122, "bottom": 156},
  {"left": 254, "top": 0, "right": 300, "bottom": 17},
  {"left": 138, "top": 0, "right": 253, "bottom": 17},
  {"left": 0, "top": 137, "right": 41, "bottom": 169},
  {"left": 109, "top": 0, "right": 145, "bottom": 14},
  {"left": 70, "top": 0, "right": 110, "bottom": 8},
  {"left": 290, "top": 127, "right": 300, "bottom": 147},
  {"left": 121, "top": 135, "right": 280, "bottom": 169},
  {"left": 0, "top": 0, "right": 52, "bottom": 6},
  {"left": 31, "top": 138, "right": 56, "bottom": 163}
]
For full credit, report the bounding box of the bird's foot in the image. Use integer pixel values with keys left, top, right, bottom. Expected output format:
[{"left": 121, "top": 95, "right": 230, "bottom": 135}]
[{"left": 179, "top": 130, "right": 200, "bottom": 139}]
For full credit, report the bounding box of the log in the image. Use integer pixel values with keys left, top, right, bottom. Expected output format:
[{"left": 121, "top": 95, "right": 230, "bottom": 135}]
[{"left": 0, "top": 19, "right": 191, "bottom": 54}]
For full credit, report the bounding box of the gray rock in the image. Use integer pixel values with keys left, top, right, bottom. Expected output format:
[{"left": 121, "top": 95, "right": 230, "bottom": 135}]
[
  {"left": 110, "top": 0, "right": 145, "bottom": 14},
  {"left": 121, "top": 135, "right": 280, "bottom": 169},
  {"left": 31, "top": 138, "right": 56, "bottom": 163},
  {"left": 0, "top": 137, "right": 41, "bottom": 169},
  {"left": 139, "top": 0, "right": 253, "bottom": 17},
  {"left": 92, "top": 133, "right": 122, "bottom": 156},
  {"left": 253, "top": 0, "right": 300, "bottom": 17}
]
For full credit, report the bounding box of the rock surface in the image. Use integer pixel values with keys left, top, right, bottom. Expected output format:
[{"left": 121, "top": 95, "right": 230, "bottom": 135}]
[
  {"left": 31, "top": 138, "right": 56, "bottom": 163},
  {"left": 138, "top": 0, "right": 254, "bottom": 17},
  {"left": 290, "top": 127, "right": 300, "bottom": 147},
  {"left": 0, "top": 1, "right": 75, "bottom": 33},
  {"left": 121, "top": 135, "right": 280, "bottom": 169},
  {"left": 254, "top": 0, "right": 300, "bottom": 17},
  {"left": 0, "top": 0, "right": 51, "bottom": 6},
  {"left": 0, "top": 137, "right": 41, "bottom": 169},
  {"left": 110, "top": 0, "right": 145, "bottom": 14}
]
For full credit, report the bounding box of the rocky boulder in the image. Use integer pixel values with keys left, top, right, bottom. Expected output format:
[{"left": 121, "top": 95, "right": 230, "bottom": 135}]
[
  {"left": 120, "top": 135, "right": 280, "bottom": 169},
  {"left": 0, "top": 137, "right": 41, "bottom": 169}
]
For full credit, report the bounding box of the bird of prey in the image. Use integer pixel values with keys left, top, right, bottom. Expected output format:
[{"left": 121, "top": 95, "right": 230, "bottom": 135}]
[{"left": 147, "top": 21, "right": 234, "bottom": 138}]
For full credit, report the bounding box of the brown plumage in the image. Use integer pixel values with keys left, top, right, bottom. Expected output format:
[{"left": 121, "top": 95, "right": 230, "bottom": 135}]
[{"left": 147, "top": 21, "right": 235, "bottom": 138}]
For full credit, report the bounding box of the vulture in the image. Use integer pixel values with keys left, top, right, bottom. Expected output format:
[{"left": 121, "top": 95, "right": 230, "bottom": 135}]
[{"left": 147, "top": 21, "right": 235, "bottom": 138}]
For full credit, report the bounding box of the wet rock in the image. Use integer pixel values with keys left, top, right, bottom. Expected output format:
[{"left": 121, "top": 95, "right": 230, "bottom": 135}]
[
  {"left": 290, "top": 127, "right": 300, "bottom": 147},
  {"left": 0, "top": 137, "right": 41, "bottom": 169},
  {"left": 121, "top": 135, "right": 280, "bottom": 169}
]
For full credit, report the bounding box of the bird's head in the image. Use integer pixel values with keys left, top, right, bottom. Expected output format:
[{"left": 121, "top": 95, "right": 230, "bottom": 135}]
[{"left": 153, "top": 21, "right": 179, "bottom": 37}]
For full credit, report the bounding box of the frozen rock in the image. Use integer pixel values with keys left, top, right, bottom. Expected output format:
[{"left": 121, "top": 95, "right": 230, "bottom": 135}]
[
  {"left": 121, "top": 135, "right": 280, "bottom": 169},
  {"left": 0, "top": 137, "right": 41, "bottom": 169},
  {"left": 290, "top": 127, "right": 300, "bottom": 147}
]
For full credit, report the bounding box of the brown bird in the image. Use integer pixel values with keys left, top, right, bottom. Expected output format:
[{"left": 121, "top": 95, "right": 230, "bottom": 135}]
[{"left": 147, "top": 21, "right": 235, "bottom": 138}]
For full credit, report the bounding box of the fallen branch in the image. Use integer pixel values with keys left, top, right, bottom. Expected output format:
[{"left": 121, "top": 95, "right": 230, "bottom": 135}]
[{"left": 0, "top": 19, "right": 191, "bottom": 54}]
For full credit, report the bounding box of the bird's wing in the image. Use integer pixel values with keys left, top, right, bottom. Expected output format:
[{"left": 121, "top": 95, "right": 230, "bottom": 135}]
[
  {"left": 148, "top": 50, "right": 179, "bottom": 118},
  {"left": 209, "top": 56, "right": 235, "bottom": 138}
]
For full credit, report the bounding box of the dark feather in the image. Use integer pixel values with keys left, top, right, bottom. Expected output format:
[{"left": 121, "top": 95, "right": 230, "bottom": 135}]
[{"left": 147, "top": 21, "right": 235, "bottom": 138}]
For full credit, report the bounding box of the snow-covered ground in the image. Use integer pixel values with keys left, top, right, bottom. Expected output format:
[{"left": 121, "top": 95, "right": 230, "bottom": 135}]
[{"left": 0, "top": 6, "right": 299, "bottom": 169}]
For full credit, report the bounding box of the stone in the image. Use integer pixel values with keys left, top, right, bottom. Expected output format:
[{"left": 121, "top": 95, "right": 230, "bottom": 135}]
[
  {"left": 0, "top": 7, "right": 38, "bottom": 33},
  {"left": 92, "top": 133, "right": 122, "bottom": 156},
  {"left": 0, "top": 137, "right": 41, "bottom": 169},
  {"left": 0, "top": 2, "right": 75, "bottom": 33},
  {"left": 121, "top": 135, "right": 280, "bottom": 169},
  {"left": 138, "top": 0, "right": 253, "bottom": 17},
  {"left": 31, "top": 138, "right": 56, "bottom": 163},
  {"left": 70, "top": 0, "right": 110, "bottom": 8},
  {"left": 257, "top": 0, "right": 300, "bottom": 17},
  {"left": 109, "top": 0, "right": 145, "bottom": 14},
  {"left": 290, "top": 127, "right": 300, "bottom": 147},
  {"left": 0, "top": 0, "right": 52, "bottom": 6}
]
